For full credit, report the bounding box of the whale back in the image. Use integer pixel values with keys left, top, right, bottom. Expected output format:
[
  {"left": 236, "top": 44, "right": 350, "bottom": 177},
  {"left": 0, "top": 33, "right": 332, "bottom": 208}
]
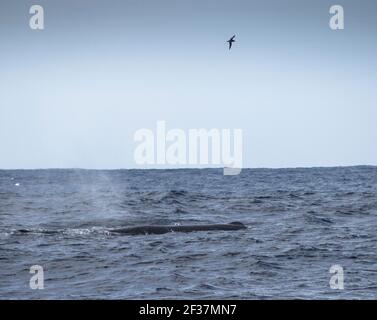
[
  {"left": 112, "top": 222, "right": 247, "bottom": 235},
  {"left": 229, "top": 221, "right": 246, "bottom": 227}
]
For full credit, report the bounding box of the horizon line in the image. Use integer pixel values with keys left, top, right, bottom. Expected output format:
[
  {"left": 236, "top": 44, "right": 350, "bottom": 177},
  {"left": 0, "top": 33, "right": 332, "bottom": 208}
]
[{"left": 1, "top": 165, "right": 376, "bottom": 171}]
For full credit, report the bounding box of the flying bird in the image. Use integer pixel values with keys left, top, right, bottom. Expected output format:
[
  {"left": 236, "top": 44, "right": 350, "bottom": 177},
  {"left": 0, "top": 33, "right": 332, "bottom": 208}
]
[{"left": 227, "top": 35, "right": 236, "bottom": 50}]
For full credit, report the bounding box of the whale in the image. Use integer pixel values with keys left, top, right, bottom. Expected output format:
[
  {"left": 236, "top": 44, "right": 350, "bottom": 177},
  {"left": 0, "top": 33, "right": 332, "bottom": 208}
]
[{"left": 111, "top": 221, "right": 247, "bottom": 235}]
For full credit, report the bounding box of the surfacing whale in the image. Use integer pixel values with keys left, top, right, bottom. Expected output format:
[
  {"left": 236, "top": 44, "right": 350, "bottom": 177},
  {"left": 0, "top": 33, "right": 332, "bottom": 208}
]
[{"left": 111, "top": 221, "right": 247, "bottom": 235}]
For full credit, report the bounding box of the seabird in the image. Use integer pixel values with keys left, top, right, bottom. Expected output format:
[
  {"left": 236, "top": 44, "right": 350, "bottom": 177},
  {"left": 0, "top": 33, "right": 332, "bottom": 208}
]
[{"left": 227, "top": 35, "right": 236, "bottom": 50}]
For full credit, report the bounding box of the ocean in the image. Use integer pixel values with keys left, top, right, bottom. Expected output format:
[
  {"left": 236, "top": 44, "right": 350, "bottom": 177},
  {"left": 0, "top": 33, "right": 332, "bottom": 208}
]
[{"left": 1, "top": 167, "right": 377, "bottom": 299}]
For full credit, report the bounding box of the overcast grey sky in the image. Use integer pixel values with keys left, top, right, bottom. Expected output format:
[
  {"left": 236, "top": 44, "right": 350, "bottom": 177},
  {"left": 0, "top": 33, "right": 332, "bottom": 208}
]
[{"left": 0, "top": 0, "right": 376, "bottom": 169}]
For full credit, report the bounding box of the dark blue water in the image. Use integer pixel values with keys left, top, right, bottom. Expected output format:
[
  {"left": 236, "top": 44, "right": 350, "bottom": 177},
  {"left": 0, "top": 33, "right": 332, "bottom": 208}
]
[{"left": 1, "top": 167, "right": 377, "bottom": 299}]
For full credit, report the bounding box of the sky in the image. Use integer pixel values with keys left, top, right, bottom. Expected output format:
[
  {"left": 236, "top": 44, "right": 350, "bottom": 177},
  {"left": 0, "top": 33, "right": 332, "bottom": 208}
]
[{"left": 0, "top": 0, "right": 376, "bottom": 169}]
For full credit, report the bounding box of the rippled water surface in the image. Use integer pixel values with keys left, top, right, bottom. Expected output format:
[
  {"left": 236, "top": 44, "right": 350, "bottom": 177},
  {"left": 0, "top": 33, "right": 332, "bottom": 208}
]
[{"left": 1, "top": 167, "right": 377, "bottom": 299}]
